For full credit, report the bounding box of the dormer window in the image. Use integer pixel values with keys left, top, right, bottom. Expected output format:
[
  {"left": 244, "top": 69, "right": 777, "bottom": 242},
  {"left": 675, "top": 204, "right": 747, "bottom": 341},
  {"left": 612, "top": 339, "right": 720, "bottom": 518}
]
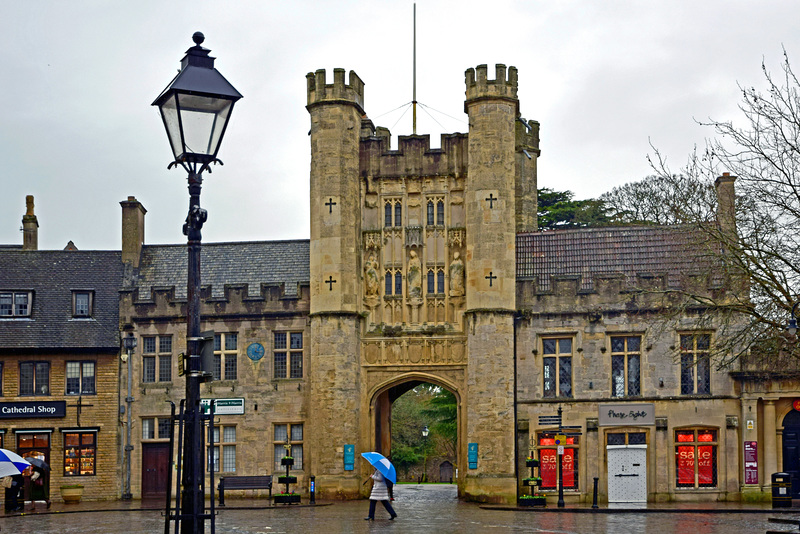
[
  {"left": 0, "top": 291, "right": 31, "bottom": 317},
  {"left": 72, "top": 291, "right": 93, "bottom": 318}
]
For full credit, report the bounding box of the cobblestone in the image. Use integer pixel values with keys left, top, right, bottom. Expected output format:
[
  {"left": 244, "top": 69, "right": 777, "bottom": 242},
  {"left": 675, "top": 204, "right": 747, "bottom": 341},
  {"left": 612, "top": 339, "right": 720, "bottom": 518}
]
[{"left": 2, "top": 485, "right": 799, "bottom": 534}]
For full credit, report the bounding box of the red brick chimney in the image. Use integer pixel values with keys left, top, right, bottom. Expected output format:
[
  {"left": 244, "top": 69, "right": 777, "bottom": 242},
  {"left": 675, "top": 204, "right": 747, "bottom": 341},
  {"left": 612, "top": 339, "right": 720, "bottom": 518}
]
[
  {"left": 22, "top": 195, "right": 38, "bottom": 251},
  {"left": 120, "top": 196, "right": 146, "bottom": 267}
]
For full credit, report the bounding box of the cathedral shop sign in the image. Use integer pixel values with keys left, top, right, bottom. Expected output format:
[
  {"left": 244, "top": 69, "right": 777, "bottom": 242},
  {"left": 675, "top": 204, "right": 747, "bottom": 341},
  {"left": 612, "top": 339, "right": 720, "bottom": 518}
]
[
  {"left": 598, "top": 403, "right": 655, "bottom": 426},
  {"left": 0, "top": 401, "right": 66, "bottom": 419}
]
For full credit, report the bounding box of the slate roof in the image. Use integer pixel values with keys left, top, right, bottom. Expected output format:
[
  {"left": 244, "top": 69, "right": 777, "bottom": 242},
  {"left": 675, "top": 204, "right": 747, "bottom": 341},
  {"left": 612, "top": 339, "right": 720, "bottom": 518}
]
[
  {"left": 516, "top": 225, "right": 707, "bottom": 291},
  {"left": 134, "top": 240, "right": 310, "bottom": 300},
  {"left": 0, "top": 250, "right": 123, "bottom": 351}
]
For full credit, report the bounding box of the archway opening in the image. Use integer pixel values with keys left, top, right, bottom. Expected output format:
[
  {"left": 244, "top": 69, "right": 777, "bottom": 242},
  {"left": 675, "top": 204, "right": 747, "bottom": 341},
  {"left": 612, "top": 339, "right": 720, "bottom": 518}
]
[{"left": 374, "top": 381, "right": 457, "bottom": 484}]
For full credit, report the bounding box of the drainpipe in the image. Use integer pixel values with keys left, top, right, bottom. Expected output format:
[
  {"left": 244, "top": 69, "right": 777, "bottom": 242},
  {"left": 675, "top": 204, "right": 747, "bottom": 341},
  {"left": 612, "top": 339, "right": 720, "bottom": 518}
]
[{"left": 122, "top": 332, "right": 137, "bottom": 499}]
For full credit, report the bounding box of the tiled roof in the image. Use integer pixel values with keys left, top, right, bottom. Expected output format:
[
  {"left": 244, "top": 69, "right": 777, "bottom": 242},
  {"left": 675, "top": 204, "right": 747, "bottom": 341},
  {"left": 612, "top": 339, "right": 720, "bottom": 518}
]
[
  {"left": 134, "top": 240, "right": 310, "bottom": 299},
  {"left": 516, "top": 225, "right": 707, "bottom": 291},
  {"left": 0, "top": 250, "right": 122, "bottom": 350}
]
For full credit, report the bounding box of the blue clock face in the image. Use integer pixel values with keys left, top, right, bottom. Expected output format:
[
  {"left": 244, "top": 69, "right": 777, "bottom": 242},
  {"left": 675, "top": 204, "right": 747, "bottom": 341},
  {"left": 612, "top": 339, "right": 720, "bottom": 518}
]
[{"left": 247, "top": 342, "right": 265, "bottom": 361}]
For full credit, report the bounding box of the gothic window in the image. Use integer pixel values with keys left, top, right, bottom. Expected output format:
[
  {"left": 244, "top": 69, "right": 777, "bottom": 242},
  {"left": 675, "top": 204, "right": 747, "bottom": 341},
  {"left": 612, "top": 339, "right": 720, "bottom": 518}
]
[
  {"left": 385, "top": 203, "right": 392, "bottom": 227},
  {"left": 385, "top": 272, "right": 393, "bottom": 295},
  {"left": 394, "top": 203, "right": 402, "bottom": 227},
  {"left": 542, "top": 337, "right": 572, "bottom": 398},
  {"left": 142, "top": 335, "right": 172, "bottom": 383},
  {"left": 427, "top": 201, "right": 435, "bottom": 226},
  {"left": 437, "top": 270, "right": 445, "bottom": 294},
  {"left": 274, "top": 332, "right": 303, "bottom": 379},
  {"left": 427, "top": 270, "right": 435, "bottom": 294},
  {"left": 680, "top": 334, "right": 711, "bottom": 395},
  {"left": 675, "top": 428, "right": 718, "bottom": 489},
  {"left": 437, "top": 200, "right": 445, "bottom": 225},
  {"left": 395, "top": 272, "right": 403, "bottom": 295},
  {"left": 610, "top": 335, "right": 641, "bottom": 397},
  {"left": 214, "top": 333, "right": 238, "bottom": 381}
]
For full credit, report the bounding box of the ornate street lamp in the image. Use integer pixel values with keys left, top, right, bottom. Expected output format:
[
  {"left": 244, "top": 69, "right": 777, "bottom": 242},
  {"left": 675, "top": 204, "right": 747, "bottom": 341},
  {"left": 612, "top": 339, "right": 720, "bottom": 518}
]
[
  {"left": 121, "top": 332, "right": 137, "bottom": 500},
  {"left": 787, "top": 302, "right": 799, "bottom": 336},
  {"left": 153, "top": 32, "right": 241, "bottom": 534},
  {"left": 421, "top": 425, "right": 429, "bottom": 483}
]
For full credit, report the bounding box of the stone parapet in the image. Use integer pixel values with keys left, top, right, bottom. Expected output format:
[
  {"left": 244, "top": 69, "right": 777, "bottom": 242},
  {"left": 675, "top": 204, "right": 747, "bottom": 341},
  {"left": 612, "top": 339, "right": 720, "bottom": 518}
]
[
  {"left": 360, "top": 133, "right": 469, "bottom": 179},
  {"left": 306, "top": 68, "right": 365, "bottom": 112}
]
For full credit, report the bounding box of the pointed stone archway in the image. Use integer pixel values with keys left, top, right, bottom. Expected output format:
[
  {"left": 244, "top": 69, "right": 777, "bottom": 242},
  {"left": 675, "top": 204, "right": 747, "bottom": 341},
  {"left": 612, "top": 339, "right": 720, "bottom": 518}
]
[{"left": 366, "top": 372, "right": 463, "bottom": 496}]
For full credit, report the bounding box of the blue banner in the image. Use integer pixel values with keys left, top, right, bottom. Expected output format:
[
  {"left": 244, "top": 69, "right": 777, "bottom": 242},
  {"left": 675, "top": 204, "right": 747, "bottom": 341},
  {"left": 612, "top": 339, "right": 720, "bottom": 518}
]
[{"left": 344, "top": 444, "right": 355, "bottom": 471}]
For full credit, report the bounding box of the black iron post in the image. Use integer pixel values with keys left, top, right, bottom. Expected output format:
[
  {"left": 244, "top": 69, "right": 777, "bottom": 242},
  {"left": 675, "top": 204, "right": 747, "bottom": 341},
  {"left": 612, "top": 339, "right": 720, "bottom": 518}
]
[
  {"left": 181, "top": 172, "right": 207, "bottom": 534},
  {"left": 309, "top": 475, "right": 316, "bottom": 504},
  {"left": 592, "top": 476, "right": 599, "bottom": 509}
]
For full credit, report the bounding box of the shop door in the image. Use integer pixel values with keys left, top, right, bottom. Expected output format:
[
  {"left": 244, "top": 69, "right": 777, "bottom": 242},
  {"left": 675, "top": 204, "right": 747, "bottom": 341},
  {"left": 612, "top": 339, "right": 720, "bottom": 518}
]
[
  {"left": 607, "top": 446, "right": 647, "bottom": 503},
  {"left": 141, "top": 443, "right": 170, "bottom": 499},
  {"left": 782, "top": 410, "right": 800, "bottom": 497}
]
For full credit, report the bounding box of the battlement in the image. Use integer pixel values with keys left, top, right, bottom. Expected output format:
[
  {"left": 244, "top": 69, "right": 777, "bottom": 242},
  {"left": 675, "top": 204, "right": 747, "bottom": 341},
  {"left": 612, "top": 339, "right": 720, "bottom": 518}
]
[
  {"left": 306, "top": 68, "right": 365, "bottom": 110},
  {"left": 360, "top": 132, "right": 469, "bottom": 178},
  {"left": 465, "top": 64, "right": 518, "bottom": 102},
  {"left": 516, "top": 118, "right": 540, "bottom": 154}
]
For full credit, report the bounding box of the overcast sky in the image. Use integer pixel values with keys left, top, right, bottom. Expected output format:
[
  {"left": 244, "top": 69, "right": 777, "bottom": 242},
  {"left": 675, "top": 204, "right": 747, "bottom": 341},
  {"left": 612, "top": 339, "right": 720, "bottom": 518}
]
[{"left": 2, "top": 1, "right": 799, "bottom": 250}]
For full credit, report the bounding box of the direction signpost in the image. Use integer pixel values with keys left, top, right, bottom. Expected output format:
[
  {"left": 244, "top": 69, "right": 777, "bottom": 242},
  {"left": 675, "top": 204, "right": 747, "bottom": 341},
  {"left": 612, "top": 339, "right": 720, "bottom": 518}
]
[{"left": 536, "top": 406, "right": 582, "bottom": 508}]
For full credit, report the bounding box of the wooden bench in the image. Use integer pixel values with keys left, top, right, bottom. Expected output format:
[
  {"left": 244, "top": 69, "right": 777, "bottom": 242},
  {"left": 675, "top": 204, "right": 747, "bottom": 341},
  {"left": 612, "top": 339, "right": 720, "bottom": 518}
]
[{"left": 217, "top": 475, "right": 272, "bottom": 506}]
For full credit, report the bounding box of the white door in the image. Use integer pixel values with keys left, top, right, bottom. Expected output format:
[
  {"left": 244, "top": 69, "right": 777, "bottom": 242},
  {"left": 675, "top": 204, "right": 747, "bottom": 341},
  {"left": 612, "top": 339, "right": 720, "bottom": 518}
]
[{"left": 607, "top": 446, "right": 647, "bottom": 503}]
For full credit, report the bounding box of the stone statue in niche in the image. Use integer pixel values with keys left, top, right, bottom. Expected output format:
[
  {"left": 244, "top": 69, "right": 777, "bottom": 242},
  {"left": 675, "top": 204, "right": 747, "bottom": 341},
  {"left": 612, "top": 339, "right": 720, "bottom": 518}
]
[
  {"left": 364, "top": 254, "right": 380, "bottom": 307},
  {"left": 407, "top": 250, "right": 422, "bottom": 300},
  {"left": 449, "top": 252, "right": 464, "bottom": 297}
]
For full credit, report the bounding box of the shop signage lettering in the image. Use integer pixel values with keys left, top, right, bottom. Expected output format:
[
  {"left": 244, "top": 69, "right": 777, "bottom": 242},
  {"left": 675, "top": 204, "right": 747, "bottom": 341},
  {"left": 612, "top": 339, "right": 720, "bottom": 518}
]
[
  {"left": 598, "top": 403, "right": 655, "bottom": 426},
  {"left": 200, "top": 398, "right": 245, "bottom": 415},
  {"left": 0, "top": 401, "right": 66, "bottom": 419}
]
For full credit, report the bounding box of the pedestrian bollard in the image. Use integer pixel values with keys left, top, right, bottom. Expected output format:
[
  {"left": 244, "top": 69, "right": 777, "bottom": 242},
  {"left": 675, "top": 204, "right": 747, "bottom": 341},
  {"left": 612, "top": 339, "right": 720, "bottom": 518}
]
[
  {"left": 592, "top": 477, "right": 599, "bottom": 509},
  {"left": 310, "top": 475, "right": 316, "bottom": 504}
]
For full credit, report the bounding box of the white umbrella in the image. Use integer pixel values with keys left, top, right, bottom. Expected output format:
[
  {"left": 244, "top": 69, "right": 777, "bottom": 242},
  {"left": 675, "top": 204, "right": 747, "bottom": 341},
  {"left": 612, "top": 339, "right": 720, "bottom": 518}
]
[{"left": 0, "top": 449, "right": 31, "bottom": 478}]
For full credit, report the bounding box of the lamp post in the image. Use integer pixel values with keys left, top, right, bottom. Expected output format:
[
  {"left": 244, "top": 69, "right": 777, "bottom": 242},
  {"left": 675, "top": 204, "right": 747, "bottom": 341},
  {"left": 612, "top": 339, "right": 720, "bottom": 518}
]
[
  {"left": 153, "top": 32, "right": 241, "bottom": 534},
  {"left": 787, "top": 302, "right": 799, "bottom": 336},
  {"left": 122, "top": 332, "right": 137, "bottom": 500},
  {"left": 421, "top": 425, "right": 429, "bottom": 483}
]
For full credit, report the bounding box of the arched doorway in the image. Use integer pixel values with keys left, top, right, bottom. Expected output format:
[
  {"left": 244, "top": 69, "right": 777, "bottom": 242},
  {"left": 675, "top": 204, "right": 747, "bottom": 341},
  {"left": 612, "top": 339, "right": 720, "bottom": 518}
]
[
  {"left": 370, "top": 375, "right": 460, "bottom": 488},
  {"left": 782, "top": 410, "right": 800, "bottom": 497}
]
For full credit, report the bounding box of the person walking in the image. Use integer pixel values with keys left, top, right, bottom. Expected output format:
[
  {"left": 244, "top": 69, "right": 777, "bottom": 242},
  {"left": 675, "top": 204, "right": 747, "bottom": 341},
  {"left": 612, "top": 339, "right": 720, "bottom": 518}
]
[{"left": 364, "top": 469, "right": 397, "bottom": 521}]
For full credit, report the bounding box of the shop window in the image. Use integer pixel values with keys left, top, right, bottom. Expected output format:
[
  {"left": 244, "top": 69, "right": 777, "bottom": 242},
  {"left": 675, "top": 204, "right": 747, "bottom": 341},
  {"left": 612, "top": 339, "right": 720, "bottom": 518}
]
[
  {"left": 19, "top": 361, "right": 49, "bottom": 396},
  {"left": 537, "top": 432, "right": 579, "bottom": 490},
  {"left": 274, "top": 332, "right": 303, "bottom": 379},
  {"left": 610, "top": 336, "right": 641, "bottom": 397},
  {"left": 675, "top": 428, "right": 718, "bottom": 489},
  {"left": 213, "top": 333, "right": 238, "bottom": 381},
  {"left": 274, "top": 423, "right": 303, "bottom": 471},
  {"left": 542, "top": 337, "right": 573, "bottom": 398},
  {"left": 209, "top": 425, "right": 237, "bottom": 473},
  {"left": 18, "top": 433, "right": 50, "bottom": 474},
  {"left": 64, "top": 432, "right": 96, "bottom": 476},
  {"left": 66, "top": 361, "right": 95, "bottom": 395}
]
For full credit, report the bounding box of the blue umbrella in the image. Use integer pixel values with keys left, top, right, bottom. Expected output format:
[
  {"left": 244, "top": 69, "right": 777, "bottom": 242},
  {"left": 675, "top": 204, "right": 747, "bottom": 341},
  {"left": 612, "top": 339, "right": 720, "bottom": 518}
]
[
  {"left": 0, "top": 448, "right": 31, "bottom": 478},
  {"left": 361, "top": 451, "right": 397, "bottom": 484}
]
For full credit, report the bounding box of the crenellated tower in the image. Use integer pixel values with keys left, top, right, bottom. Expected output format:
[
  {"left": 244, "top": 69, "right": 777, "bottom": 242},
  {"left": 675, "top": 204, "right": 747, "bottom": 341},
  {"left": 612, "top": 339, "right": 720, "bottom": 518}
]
[
  {"left": 463, "top": 64, "right": 519, "bottom": 502},
  {"left": 306, "top": 68, "right": 365, "bottom": 498}
]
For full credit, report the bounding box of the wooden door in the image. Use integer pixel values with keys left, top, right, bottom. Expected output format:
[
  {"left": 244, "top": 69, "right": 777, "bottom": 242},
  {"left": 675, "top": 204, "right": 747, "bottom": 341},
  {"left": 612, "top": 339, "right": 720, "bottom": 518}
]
[{"left": 141, "top": 443, "right": 170, "bottom": 499}]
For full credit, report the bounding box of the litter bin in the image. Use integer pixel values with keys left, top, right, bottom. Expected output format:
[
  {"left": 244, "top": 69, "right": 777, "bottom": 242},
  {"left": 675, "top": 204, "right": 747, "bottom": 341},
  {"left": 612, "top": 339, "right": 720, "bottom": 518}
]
[{"left": 772, "top": 472, "right": 792, "bottom": 508}]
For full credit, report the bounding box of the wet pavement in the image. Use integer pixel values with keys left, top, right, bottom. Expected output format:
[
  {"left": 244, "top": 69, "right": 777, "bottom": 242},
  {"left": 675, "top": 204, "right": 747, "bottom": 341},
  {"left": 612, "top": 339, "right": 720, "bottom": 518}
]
[{"left": 2, "top": 485, "right": 800, "bottom": 533}]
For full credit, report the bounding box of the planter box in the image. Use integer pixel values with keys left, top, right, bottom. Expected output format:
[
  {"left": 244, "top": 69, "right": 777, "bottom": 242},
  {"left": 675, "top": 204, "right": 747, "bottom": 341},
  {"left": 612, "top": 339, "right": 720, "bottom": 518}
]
[
  {"left": 523, "top": 478, "right": 541, "bottom": 487},
  {"left": 60, "top": 486, "right": 84, "bottom": 504},
  {"left": 525, "top": 459, "right": 539, "bottom": 468},
  {"left": 274, "top": 494, "right": 301, "bottom": 504},
  {"left": 518, "top": 497, "right": 546, "bottom": 507},
  {"left": 278, "top": 476, "right": 297, "bottom": 484},
  {"left": 281, "top": 458, "right": 294, "bottom": 467}
]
